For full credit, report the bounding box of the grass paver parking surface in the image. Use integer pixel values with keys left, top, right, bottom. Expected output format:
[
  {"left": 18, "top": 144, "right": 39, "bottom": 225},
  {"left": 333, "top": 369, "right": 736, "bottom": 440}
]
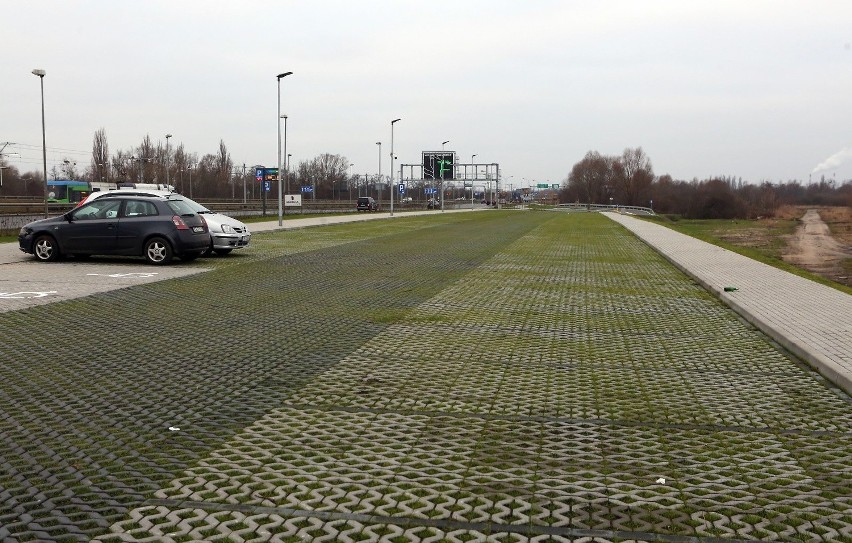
[{"left": 0, "top": 212, "right": 849, "bottom": 542}]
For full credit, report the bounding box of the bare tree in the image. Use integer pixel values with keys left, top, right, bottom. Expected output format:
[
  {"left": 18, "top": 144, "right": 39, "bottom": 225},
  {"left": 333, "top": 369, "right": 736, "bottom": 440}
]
[
  {"left": 90, "top": 128, "right": 110, "bottom": 185},
  {"left": 173, "top": 143, "right": 187, "bottom": 193},
  {"left": 562, "top": 151, "right": 617, "bottom": 206},
  {"left": 300, "top": 153, "right": 348, "bottom": 198},
  {"left": 136, "top": 134, "right": 156, "bottom": 183},
  {"left": 215, "top": 140, "right": 233, "bottom": 197},
  {"left": 615, "top": 147, "right": 654, "bottom": 206},
  {"left": 112, "top": 150, "right": 134, "bottom": 183}
]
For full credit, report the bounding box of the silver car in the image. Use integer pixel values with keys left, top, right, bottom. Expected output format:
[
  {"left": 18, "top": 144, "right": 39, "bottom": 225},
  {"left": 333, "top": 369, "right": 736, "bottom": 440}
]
[{"left": 78, "top": 189, "right": 251, "bottom": 255}]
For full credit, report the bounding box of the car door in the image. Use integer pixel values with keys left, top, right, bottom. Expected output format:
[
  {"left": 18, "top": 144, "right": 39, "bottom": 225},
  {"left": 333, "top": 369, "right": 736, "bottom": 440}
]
[
  {"left": 114, "top": 199, "right": 159, "bottom": 253},
  {"left": 59, "top": 199, "right": 123, "bottom": 254}
]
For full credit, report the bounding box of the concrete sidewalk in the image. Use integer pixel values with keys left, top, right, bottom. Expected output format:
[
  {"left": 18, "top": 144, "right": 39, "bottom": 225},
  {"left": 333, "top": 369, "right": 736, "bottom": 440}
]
[{"left": 608, "top": 212, "right": 852, "bottom": 394}]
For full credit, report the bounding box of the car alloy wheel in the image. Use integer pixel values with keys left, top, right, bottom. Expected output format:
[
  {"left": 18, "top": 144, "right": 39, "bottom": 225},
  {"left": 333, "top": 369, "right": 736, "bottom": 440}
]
[
  {"left": 144, "top": 237, "right": 173, "bottom": 264},
  {"left": 34, "top": 235, "right": 60, "bottom": 262}
]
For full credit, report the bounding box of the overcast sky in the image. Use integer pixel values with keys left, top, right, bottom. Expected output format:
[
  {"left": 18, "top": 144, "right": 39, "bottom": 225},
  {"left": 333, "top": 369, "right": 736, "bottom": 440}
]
[{"left": 3, "top": 0, "right": 852, "bottom": 188}]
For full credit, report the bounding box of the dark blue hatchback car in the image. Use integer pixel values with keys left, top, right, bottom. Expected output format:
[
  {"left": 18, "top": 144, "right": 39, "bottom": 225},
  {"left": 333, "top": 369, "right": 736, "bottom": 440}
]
[{"left": 19, "top": 195, "right": 211, "bottom": 265}]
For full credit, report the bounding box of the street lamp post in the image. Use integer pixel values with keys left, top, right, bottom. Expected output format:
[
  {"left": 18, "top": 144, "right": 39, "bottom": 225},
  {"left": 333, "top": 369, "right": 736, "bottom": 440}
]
[
  {"left": 165, "top": 133, "right": 172, "bottom": 187},
  {"left": 390, "top": 119, "right": 400, "bottom": 216},
  {"left": 470, "top": 154, "right": 477, "bottom": 209},
  {"left": 188, "top": 164, "right": 194, "bottom": 198},
  {"left": 375, "top": 142, "right": 381, "bottom": 203},
  {"left": 276, "top": 71, "right": 293, "bottom": 226},
  {"left": 281, "top": 114, "right": 289, "bottom": 202},
  {"left": 32, "top": 69, "right": 48, "bottom": 218}
]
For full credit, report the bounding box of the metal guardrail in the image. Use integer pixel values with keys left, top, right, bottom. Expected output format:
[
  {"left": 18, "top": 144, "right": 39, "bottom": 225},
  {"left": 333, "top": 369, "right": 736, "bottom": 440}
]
[{"left": 557, "top": 203, "right": 656, "bottom": 215}]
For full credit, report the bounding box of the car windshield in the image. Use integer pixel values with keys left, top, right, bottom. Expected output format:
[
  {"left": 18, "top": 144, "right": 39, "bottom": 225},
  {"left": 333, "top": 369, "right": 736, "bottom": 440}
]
[
  {"left": 166, "top": 199, "right": 198, "bottom": 215},
  {"left": 170, "top": 195, "right": 212, "bottom": 213}
]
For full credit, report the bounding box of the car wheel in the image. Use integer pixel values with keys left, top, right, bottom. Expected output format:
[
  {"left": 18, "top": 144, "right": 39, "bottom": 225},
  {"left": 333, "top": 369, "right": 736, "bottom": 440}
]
[
  {"left": 214, "top": 248, "right": 233, "bottom": 255},
  {"left": 144, "top": 237, "right": 173, "bottom": 265},
  {"left": 33, "top": 235, "right": 60, "bottom": 262}
]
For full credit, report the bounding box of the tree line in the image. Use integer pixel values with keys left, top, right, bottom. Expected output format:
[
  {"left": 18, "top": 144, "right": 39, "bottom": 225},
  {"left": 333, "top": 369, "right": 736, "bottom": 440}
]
[
  {"left": 0, "top": 128, "right": 370, "bottom": 201},
  {"left": 559, "top": 147, "right": 852, "bottom": 218},
  {"left": 3, "top": 133, "right": 850, "bottom": 216}
]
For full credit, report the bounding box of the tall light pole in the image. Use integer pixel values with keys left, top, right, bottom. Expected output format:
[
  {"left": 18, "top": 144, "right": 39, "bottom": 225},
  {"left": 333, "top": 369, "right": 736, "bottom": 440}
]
[
  {"left": 276, "top": 71, "right": 292, "bottom": 226},
  {"left": 375, "top": 142, "right": 381, "bottom": 201},
  {"left": 470, "top": 154, "right": 477, "bottom": 208},
  {"left": 188, "top": 164, "right": 194, "bottom": 198},
  {"left": 281, "top": 114, "right": 289, "bottom": 200},
  {"left": 494, "top": 163, "right": 500, "bottom": 209},
  {"left": 165, "top": 133, "right": 172, "bottom": 188},
  {"left": 390, "top": 118, "right": 400, "bottom": 216},
  {"left": 32, "top": 69, "right": 47, "bottom": 218},
  {"left": 442, "top": 141, "right": 451, "bottom": 204}
]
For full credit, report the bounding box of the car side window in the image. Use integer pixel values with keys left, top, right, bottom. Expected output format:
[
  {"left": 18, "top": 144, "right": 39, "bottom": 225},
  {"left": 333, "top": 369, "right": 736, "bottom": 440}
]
[
  {"left": 123, "top": 200, "right": 158, "bottom": 217},
  {"left": 97, "top": 200, "right": 123, "bottom": 219},
  {"left": 71, "top": 199, "right": 122, "bottom": 221}
]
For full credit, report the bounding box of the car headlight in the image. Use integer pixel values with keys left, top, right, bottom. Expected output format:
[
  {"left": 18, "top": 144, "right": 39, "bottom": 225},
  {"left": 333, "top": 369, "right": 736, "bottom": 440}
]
[
  {"left": 19, "top": 227, "right": 31, "bottom": 236},
  {"left": 220, "top": 224, "right": 235, "bottom": 234}
]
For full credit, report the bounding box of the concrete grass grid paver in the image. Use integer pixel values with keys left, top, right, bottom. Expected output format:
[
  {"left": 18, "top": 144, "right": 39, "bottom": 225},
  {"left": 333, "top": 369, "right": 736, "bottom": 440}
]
[
  {"left": 0, "top": 211, "right": 546, "bottom": 542},
  {"left": 91, "top": 213, "right": 852, "bottom": 542},
  {"left": 606, "top": 212, "right": 852, "bottom": 394}
]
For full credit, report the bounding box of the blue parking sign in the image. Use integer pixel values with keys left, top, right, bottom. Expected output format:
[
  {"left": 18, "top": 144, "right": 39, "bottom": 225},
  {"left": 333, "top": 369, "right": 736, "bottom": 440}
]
[
  {"left": 398, "top": 183, "right": 405, "bottom": 194},
  {"left": 263, "top": 180, "right": 271, "bottom": 192}
]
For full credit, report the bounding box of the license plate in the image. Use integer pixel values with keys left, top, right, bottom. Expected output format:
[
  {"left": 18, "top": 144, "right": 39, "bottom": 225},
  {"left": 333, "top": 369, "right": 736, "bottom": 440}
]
[{"left": 193, "top": 226, "right": 204, "bottom": 233}]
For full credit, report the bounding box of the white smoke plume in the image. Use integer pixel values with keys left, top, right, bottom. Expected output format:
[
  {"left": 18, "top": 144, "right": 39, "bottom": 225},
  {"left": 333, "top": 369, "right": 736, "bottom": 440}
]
[{"left": 812, "top": 147, "right": 852, "bottom": 174}]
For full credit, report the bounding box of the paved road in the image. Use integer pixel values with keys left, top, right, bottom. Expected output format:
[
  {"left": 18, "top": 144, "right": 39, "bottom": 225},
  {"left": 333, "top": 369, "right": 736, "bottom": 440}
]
[{"left": 608, "top": 211, "right": 852, "bottom": 394}]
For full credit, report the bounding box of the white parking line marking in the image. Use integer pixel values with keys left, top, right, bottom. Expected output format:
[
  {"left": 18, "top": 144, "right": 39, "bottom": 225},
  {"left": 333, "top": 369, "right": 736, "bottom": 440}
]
[
  {"left": 85, "top": 273, "right": 160, "bottom": 278},
  {"left": 0, "top": 291, "right": 58, "bottom": 299}
]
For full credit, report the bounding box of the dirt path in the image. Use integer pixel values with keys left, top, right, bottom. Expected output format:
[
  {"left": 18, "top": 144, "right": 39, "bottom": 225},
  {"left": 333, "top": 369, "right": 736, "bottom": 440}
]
[{"left": 783, "top": 209, "right": 852, "bottom": 284}]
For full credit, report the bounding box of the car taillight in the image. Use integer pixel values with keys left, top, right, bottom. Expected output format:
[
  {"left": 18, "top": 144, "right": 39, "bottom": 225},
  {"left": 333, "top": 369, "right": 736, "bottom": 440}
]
[
  {"left": 199, "top": 215, "right": 207, "bottom": 230},
  {"left": 172, "top": 215, "right": 189, "bottom": 230}
]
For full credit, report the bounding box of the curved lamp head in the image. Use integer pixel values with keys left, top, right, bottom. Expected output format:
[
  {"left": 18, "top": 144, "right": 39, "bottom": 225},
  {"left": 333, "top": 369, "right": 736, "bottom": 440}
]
[
  {"left": 32, "top": 69, "right": 46, "bottom": 77},
  {"left": 391, "top": 118, "right": 401, "bottom": 125},
  {"left": 277, "top": 71, "right": 293, "bottom": 79}
]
